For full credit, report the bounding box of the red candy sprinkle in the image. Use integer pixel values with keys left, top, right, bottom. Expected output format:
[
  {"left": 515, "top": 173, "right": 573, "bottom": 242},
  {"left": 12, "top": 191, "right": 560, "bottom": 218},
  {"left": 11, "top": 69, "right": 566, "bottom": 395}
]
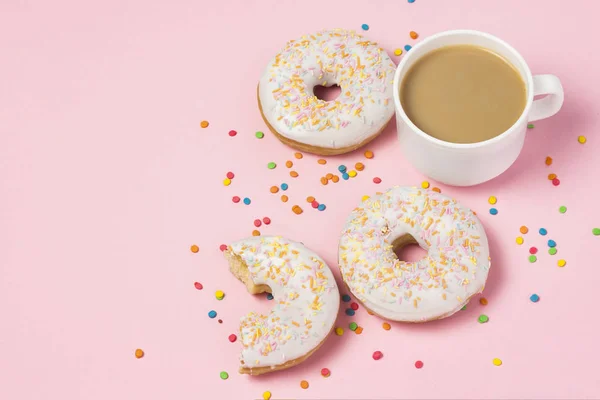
[
  {"left": 262, "top": 217, "right": 271, "bottom": 225},
  {"left": 232, "top": 196, "right": 240, "bottom": 203},
  {"left": 373, "top": 177, "right": 382, "bottom": 184},
  {"left": 194, "top": 282, "right": 203, "bottom": 290},
  {"left": 219, "top": 244, "right": 228, "bottom": 252},
  {"left": 350, "top": 302, "right": 359, "bottom": 311},
  {"left": 415, "top": 360, "right": 424, "bottom": 369},
  {"left": 529, "top": 247, "right": 538, "bottom": 255},
  {"left": 311, "top": 200, "right": 319, "bottom": 208},
  {"left": 228, "top": 130, "right": 237, "bottom": 137},
  {"left": 321, "top": 368, "right": 331, "bottom": 377},
  {"left": 254, "top": 219, "right": 262, "bottom": 227},
  {"left": 373, "top": 351, "right": 383, "bottom": 360},
  {"left": 552, "top": 178, "right": 560, "bottom": 186},
  {"left": 226, "top": 172, "right": 234, "bottom": 179},
  {"left": 228, "top": 334, "right": 237, "bottom": 343}
]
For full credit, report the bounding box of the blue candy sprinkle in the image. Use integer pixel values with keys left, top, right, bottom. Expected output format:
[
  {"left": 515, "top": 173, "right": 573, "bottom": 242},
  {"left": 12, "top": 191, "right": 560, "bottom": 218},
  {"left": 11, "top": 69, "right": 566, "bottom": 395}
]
[
  {"left": 280, "top": 183, "right": 288, "bottom": 191},
  {"left": 539, "top": 228, "right": 548, "bottom": 236},
  {"left": 318, "top": 204, "right": 326, "bottom": 211},
  {"left": 408, "top": 0, "right": 415, "bottom": 3},
  {"left": 342, "top": 173, "right": 350, "bottom": 180},
  {"left": 338, "top": 165, "right": 347, "bottom": 173},
  {"left": 404, "top": 44, "right": 412, "bottom": 51},
  {"left": 361, "top": 24, "right": 369, "bottom": 31},
  {"left": 208, "top": 310, "right": 217, "bottom": 318},
  {"left": 243, "top": 197, "right": 251, "bottom": 205},
  {"left": 548, "top": 239, "right": 557, "bottom": 248},
  {"left": 266, "top": 293, "right": 274, "bottom": 300},
  {"left": 489, "top": 208, "right": 498, "bottom": 215},
  {"left": 345, "top": 308, "right": 355, "bottom": 316},
  {"left": 342, "top": 294, "right": 351, "bottom": 302},
  {"left": 530, "top": 294, "right": 540, "bottom": 303}
]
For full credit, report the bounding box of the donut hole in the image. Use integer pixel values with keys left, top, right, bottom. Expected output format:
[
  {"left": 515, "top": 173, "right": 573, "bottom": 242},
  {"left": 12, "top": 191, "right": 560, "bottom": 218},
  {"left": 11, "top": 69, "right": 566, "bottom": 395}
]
[
  {"left": 313, "top": 84, "right": 341, "bottom": 102},
  {"left": 392, "top": 235, "right": 428, "bottom": 262}
]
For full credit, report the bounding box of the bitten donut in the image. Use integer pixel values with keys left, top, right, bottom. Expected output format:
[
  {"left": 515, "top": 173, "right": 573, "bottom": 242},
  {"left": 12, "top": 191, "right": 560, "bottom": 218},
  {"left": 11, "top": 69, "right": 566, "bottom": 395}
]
[
  {"left": 258, "top": 29, "right": 396, "bottom": 155},
  {"left": 224, "top": 236, "right": 340, "bottom": 375},
  {"left": 339, "top": 186, "right": 491, "bottom": 322}
]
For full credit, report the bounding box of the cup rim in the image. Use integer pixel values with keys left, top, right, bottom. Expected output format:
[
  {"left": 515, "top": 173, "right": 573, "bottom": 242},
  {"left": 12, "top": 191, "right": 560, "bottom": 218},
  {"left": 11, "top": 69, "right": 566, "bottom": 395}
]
[{"left": 392, "top": 29, "right": 534, "bottom": 149}]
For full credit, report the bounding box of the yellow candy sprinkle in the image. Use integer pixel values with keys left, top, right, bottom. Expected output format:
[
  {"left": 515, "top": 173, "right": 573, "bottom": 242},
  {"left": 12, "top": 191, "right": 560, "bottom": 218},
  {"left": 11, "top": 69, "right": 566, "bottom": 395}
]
[
  {"left": 215, "top": 290, "right": 225, "bottom": 300},
  {"left": 488, "top": 196, "right": 497, "bottom": 204},
  {"left": 263, "top": 391, "right": 272, "bottom": 400},
  {"left": 335, "top": 327, "right": 344, "bottom": 336},
  {"left": 348, "top": 170, "right": 357, "bottom": 178},
  {"left": 394, "top": 48, "right": 403, "bottom": 56},
  {"left": 223, "top": 178, "right": 231, "bottom": 186},
  {"left": 578, "top": 135, "right": 587, "bottom": 144},
  {"left": 493, "top": 358, "right": 502, "bottom": 366},
  {"left": 421, "top": 181, "right": 430, "bottom": 189},
  {"left": 516, "top": 236, "right": 524, "bottom": 245},
  {"left": 362, "top": 195, "right": 370, "bottom": 202},
  {"left": 558, "top": 259, "right": 566, "bottom": 267}
]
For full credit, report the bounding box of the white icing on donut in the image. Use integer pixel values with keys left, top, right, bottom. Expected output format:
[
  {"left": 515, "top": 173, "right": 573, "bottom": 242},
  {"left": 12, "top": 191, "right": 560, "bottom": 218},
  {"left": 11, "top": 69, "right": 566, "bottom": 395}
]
[
  {"left": 259, "top": 29, "right": 396, "bottom": 150},
  {"left": 339, "top": 187, "right": 490, "bottom": 322},
  {"left": 228, "top": 236, "right": 340, "bottom": 371}
]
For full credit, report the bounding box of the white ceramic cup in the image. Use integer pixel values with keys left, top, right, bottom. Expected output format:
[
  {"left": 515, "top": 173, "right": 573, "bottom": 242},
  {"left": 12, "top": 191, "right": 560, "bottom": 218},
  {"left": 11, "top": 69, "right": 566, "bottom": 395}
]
[{"left": 393, "top": 30, "right": 564, "bottom": 186}]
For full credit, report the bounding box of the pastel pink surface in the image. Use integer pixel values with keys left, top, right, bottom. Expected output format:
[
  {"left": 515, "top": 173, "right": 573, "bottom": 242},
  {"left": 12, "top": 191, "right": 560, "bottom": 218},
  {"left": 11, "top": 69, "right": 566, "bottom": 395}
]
[{"left": 1, "top": 0, "right": 599, "bottom": 399}]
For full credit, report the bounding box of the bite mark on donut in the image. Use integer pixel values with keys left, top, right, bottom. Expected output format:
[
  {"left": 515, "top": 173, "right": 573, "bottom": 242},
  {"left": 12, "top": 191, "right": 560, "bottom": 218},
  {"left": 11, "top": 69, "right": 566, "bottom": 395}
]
[{"left": 224, "top": 248, "right": 272, "bottom": 295}]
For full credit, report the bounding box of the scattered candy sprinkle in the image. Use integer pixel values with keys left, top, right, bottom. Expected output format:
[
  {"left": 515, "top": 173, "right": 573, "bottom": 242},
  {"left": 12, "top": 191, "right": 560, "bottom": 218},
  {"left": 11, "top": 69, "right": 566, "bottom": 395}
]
[
  {"left": 252, "top": 230, "right": 260, "bottom": 236},
  {"left": 263, "top": 391, "right": 271, "bottom": 400},
  {"left": 350, "top": 302, "right": 359, "bottom": 310},
  {"left": 355, "top": 326, "right": 363, "bottom": 334},
  {"left": 220, "top": 371, "right": 228, "bottom": 380},
  {"left": 135, "top": 349, "right": 144, "bottom": 359},
  {"left": 578, "top": 135, "right": 587, "bottom": 144},
  {"left": 548, "top": 240, "right": 556, "bottom": 248},
  {"left": 289, "top": 171, "right": 298, "bottom": 178},
  {"left": 292, "top": 205, "right": 303, "bottom": 215},
  {"left": 342, "top": 294, "right": 351, "bottom": 302},
  {"left": 478, "top": 314, "right": 489, "bottom": 323},
  {"left": 348, "top": 170, "right": 357, "bottom": 178},
  {"left": 361, "top": 23, "right": 369, "bottom": 31},
  {"left": 311, "top": 200, "right": 319, "bottom": 209},
  {"left": 552, "top": 178, "right": 560, "bottom": 186},
  {"left": 335, "top": 327, "right": 344, "bottom": 336},
  {"left": 529, "top": 255, "right": 537, "bottom": 263},
  {"left": 408, "top": 0, "right": 415, "bottom": 3},
  {"left": 208, "top": 310, "right": 217, "bottom": 318},
  {"left": 362, "top": 195, "right": 370, "bottom": 202},
  {"left": 267, "top": 162, "right": 276, "bottom": 169},
  {"left": 338, "top": 165, "right": 347, "bottom": 173},
  {"left": 527, "top": 123, "right": 534, "bottom": 129},
  {"left": 269, "top": 186, "right": 279, "bottom": 194},
  {"left": 262, "top": 217, "right": 271, "bottom": 225},
  {"left": 254, "top": 219, "right": 262, "bottom": 227},
  {"left": 488, "top": 196, "right": 497, "bottom": 204},
  {"left": 228, "top": 130, "right": 237, "bottom": 137},
  {"left": 318, "top": 204, "right": 326, "bottom": 211},
  {"left": 320, "top": 177, "right": 329, "bottom": 185},
  {"left": 300, "top": 380, "right": 309, "bottom": 389},
  {"left": 516, "top": 237, "right": 524, "bottom": 245},
  {"left": 593, "top": 228, "right": 600, "bottom": 236},
  {"left": 342, "top": 173, "right": 349, "bottom": 180},
  {"left": 280, "top": 183, "right": 288, "bottom": 190},
  {"left": 294, "top": 152, "right": 303, "bottom": 159},
  {"left": 382, "top": 322, "right": 391, "bottom": 330},
  {"left": 480, "top": 297, "right": 488, "bottom": 305},
  {"left": 539, "top": 228, "right": 547, "bottom": 235},
  {"left": 530, "top": 294, "right": 540, "bottom": 303},
  {"left": 266, "top": 293, "right": 274, "bottom": 300},
  {"left": 421, "top": 181, "right": 430, "bottom": 189},
  {"left": 255, "top": 131, "right": 264, "bottom": 139},
  {"left": 284, "top": 161, "right": 292, "bottom": 169},
  {"left": 243, "top": 197, "right": 251, "bottom": 205},
  {"left": 228, "top": 334, "right": 237, "bottom": 343},
  {"left": 226, "top": 172, "right": 234, "bottom": 179},
  {"left": 548, "top": 248, "right": 557, "bottom": 255},
  {"left": 349, "top": 322, "right": 358, "bottom": 331},
  {"left": 548, "top": 173, "right": 557, "bottom": 180},
  {"left": 218, "top": 319, "right": 223, "bottom": 324},
  {"left": 223, "top": 178, "right": 231, "bottom": 186},
  {"left": 558, "top": 259, "right": 566, "bottom": 267},
  {"left": 190, "top": 244, "right": 199, "bottom": 253},
  {"left": 306, "top": 196, "right": 315, "bottom": 203},
  {"left": 321, "top": 368, "right": 331, "bottom": 377},
  {"left": 520, "top": 226, "right": 529, "bottom": 234},
  {"left": 318, "top": 158, "right": 327, "bottom": 165},
  {"left": 410, "top": 31, "right": 419, "bottom": 39},
  {"left": 545, "top": 156, "right": 553, "bottom": 166},
  {"left": 404, "top": 44, "right": 412, "bottom": 51},
  {"left": 200, "top": 120, "right": 209, "bottom": 128},
  {"left": 373, "top": 177, "right": 382, "bottom": 184},
  {"left": 194, "top": 282, "right": 203, "bottom": 290},
  {"left": 415, "top": 360, "right": 424, "bottom": 369},
  {"left": 489, "top": 208, "right": 498, "bottom": 215},
  {"left": 215, "top": 290, "right": 225, "bottom": 300},
  {"left": 529, "top": 247, "right": 538, "bottom": 254},
  {"left": 332, "top": 175, "right": 340, "bottom": 183},
  {"left": 373, "top": 351, "right": 383, "bottom": 360},
  {"left": 281, "top": 195, "right": 288, "bottom": 202},
  {"left": 493, "top": 358, "right": 503, "bottom": 366},
  {"left": 345, "top": 308, "right": 355, "bottom": 316},
  {"left": 394, "top": 48, "right": 403, "bottom": 56},
  {"left": 559, "top": 205, "right": 567, "bottom": 214},
  {"left": 232, "top": 196, "right": 240, "bottom": 203},
  {"left": 364, "top": 150, "right": 374, "bottom": 159}
]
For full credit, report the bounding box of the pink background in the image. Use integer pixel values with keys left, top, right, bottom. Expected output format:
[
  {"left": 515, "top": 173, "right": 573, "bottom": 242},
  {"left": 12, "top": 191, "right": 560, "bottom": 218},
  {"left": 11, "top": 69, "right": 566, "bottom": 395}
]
[{"left": 1, "top": 0, "right": 599, "bottom": 399}]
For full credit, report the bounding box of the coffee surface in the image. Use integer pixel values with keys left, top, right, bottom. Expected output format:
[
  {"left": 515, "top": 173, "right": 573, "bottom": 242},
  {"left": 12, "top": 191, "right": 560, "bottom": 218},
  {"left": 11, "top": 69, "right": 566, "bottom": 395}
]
[{"left": 400, "top": 45, "right": 526, "bottom": 144}]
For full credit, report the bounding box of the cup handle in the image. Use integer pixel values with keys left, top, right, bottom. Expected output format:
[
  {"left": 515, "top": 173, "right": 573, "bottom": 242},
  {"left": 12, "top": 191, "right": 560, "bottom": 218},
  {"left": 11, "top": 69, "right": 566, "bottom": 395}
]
[{"left": 528, "top": 74, "right": 564, "bottom": 122}]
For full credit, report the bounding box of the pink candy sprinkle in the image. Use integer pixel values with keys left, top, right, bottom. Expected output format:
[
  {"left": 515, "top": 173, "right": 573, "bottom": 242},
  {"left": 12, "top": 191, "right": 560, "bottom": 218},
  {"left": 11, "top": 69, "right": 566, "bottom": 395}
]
[
  {"left": 529, "top": 247, "right": 538, "bottom": 255},
  {"left": 254, "top": 219, "right": 262, "bottom": 227},
  {"left": 350, "top": 302, "right": 359, "bottom": 310},
  {"left": 321, "top": 368, "right": 330, "bottom": 377},
  {"left": 552, "top": 178, "right": 560, "bottom": 186},
  {"left": 228, "top": 130, "right": 237, "bottom": 137},
  {"left": 263, "top": 217, "right": 271, "bottom": 225},
  {"left": 232, "top": 196, "right": 240, "bottom": 203},
  {"left": 311, "top": 200, "right": 319, "bottom": 209},
  {"left": 228, "top": 334, "right": 237, "bottom": 343},
  {"left": 194, "top": 282, "right": 203, "bottom": 290},
  {"left": 373, "top": 351, "right": 383, "bottom": 360},
  {"left": 219, "top": 244, "right": 228, "bottom": 252},
  {"left": 415, "top": 360, "right": 424, "bottom": 369},
  {"left": 226, "top": 172, "right": 234, "bottom": 179},
  {"left": 373, "top": 177, "right": 382, "bottom": 184}
]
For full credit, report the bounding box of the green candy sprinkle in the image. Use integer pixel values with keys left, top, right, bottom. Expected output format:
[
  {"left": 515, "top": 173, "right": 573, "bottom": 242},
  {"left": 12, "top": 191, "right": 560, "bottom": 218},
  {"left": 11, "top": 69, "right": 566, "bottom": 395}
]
[
  {"left": 527, "top": 123, "right": 535, "bottom": 129},
  {"left": 529, "top": 255, "right": 537, "bottom": 263},
  {"left": 593, "top": 228, "right": 600, "bottom": 236},
  {"left": 548, "top": 248, "right": 557, "bottom": 255},
  {"left": 349, "top": 322, "right": 358, "bottom": 331},
  {"left": 220, "top": 371, "right": 229, "bottom": 380},
  {"left": 478, "top": 314, "right": 489, "bottom": 323},
  {"left": 559, "top": 206, "right": 567, "bottom": 214},
  {"left": 267, "top": 162, "right": 276, "bottom": 169},
  {"left": 255, "top": 131, "right": 264, "bottom": 139},
  {"left": 461, "top": 305, "right": 467, "bottom": 311}
]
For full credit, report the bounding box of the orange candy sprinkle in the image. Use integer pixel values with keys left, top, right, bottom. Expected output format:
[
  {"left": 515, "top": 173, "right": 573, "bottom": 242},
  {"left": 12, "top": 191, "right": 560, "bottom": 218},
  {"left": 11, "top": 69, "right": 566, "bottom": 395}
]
[
  {"left": 364, "top": 150, "right": 374, "bottom": 159},
  {"left": 332, "top": 175, "right": 339, "bottom": 183},
  {"left": 190, "top": 244, "right": 199, "bottom": 253},
  {"left": 135, "top": 349, "right": 144, "bottom": 359},
  {"left": 545, "top": 156, "right": 553, "bottom": 166},
  {"left": 200, "top": 120, "right": 209, "bottom": 128},
  {"left": 519, "top": 226, "right": 529, "bottom": 234},
  {"left": 300, "top": 380, "right": 309, "bottom": 389},
  {"left": 294, "top": 152, "right": 303, "bottom": 159},
  {"left": 382, "top": 322, "right": 391, "bottom": 330},
  {"left": 318, "top": 159, "right": 327, "bottom": 165},
  {"left": 410, "top": 31, "right": 419, "bottom": 39},
  {"left": 252, "top": 230, "right": 260, "bottom": 236},
  {"left": 281, "top": 195, "right": 288, "bottom": 202},
  {"left": 320, "top": 177, "right": 328, "bottom": 185},
  {"left": 355, "top": 162, "right": 365, "bottom": 171},
  {"left": 355, "top": 326, "right": 363, "bottom": 334},
  {"left": 292, "top": 205, "right": 303, "bottom": 215},
  {"left": 306, "top": 196, "right": 315, "bottom": 203},
  {"left": 548, "top": 173, "right": 557, "bottom": 180},
  {"left": 479, "top": 297, "right": 488, "bottom": 305},
  {"left": 432, "top": 187, "right": 441, "bottom": 193},
  {"left": 270, "top": 186, "right": 279, "bottom": 193},
  {"left": 290, "top": 171, "right": 299, "bottom": 178},
  {"left": 326, "top": 173, "right": 333, "bottom": 180},
  {"left": 285, "top": 160, "right": 293, "bottom": 168}
]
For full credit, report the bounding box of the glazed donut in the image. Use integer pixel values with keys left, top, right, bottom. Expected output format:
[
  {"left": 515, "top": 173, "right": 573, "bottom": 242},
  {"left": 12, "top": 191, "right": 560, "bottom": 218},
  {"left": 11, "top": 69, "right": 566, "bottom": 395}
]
[
  {"left": 338, "top": 186, "right": 490, "bottom": 322},
  {"left": 258, "top": 29, "right": 396, "bottom": 155},
  {"left": 224, "top": 236, "right": 340, "bottom": 375}
]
